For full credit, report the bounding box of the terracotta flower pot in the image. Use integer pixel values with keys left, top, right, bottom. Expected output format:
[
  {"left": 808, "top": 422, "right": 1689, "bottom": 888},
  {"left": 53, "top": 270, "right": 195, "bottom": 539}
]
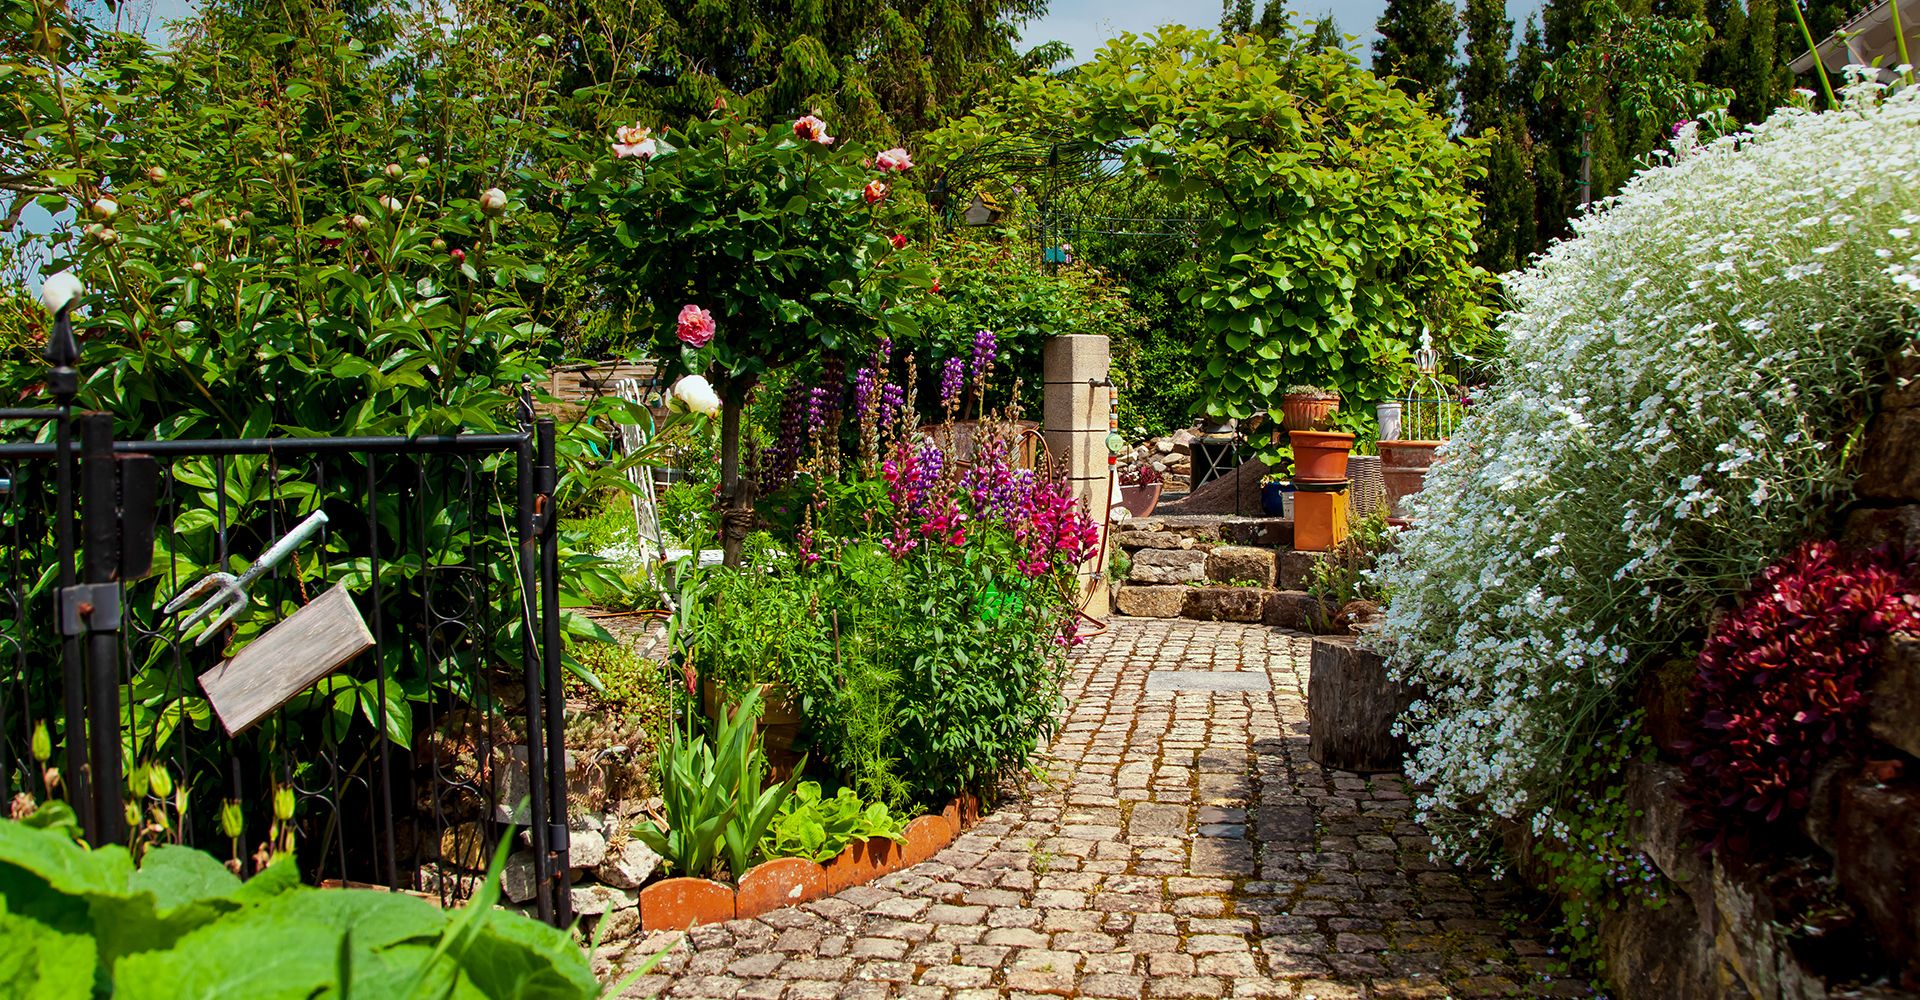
[
  {"left": 1118, "top": 481, "right": 1162, "bottom": 518},
  {"left": 1278, "top": 391, "right": 1342, "bottom": 432},
  {"left": 1288, "top": 430, "right": 1357, "bottom": 483},
  {"left": 1379, "top": 439, "right": 1443, "bottom": 514},
  {"left": 1377, "top": 439, "right": 1443, "bottom": 471}
]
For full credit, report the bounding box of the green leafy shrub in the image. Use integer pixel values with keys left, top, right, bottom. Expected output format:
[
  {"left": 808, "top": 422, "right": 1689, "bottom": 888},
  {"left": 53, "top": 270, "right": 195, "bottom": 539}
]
[
  {"left": 0, "top": 804, "right": 632, "bottom": 998},
  {"left": 1307, "top": 506, "right": 1397, "bottom": 613},
  {"left": 759, "top": 781, "right": 907, "bottom": 864},
  {"left": 634, "top": 688, "right": 802, "bottom": 881}
]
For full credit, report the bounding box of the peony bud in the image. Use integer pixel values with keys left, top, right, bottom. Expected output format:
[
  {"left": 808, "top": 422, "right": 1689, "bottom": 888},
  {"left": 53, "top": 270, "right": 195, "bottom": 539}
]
[
  {"left": 189, "top": 261, "right": 206, "bottom": 276},
  {"left": 90, "top": 197, "right": 117, "bottom": 220},
  {"left": 38, "top": 271, "right": 83, "bottom": 314},
  {"left": 215, "top": 217, "right": 235, "bottom": 233},
  {"left": 478, "top": 187, "right": 508, "bottom": 216},
  {"left": 177, "top": 197, "right": 192, "bottom": 210},
  {"left": 384, "top": 162, "right": 404, "bottom": 179},
  {"left": 96, "top": 227, "right": 119, "bottom": 245},
  {"left": 147, "top": 166, "right": 167, "bottom": 182},
  {"left": 347, "top": 214, "right": 370, "bottom": 232},
  {"left": 449, "top": 247, "right": 465, "bottom": 262},
  {"left": 415, "top": 155, "right": 430, "bottom": 169},
  {"left": 379, "top": 195, "right": 403, "bottom": 213},
  {"left": 430, "top": 237, "right": 447, "bottom": 251}
]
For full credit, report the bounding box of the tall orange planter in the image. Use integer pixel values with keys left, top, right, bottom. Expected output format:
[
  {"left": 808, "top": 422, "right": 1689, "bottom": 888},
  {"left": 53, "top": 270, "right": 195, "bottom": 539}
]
[{"left": 1288, "top": 430, "right": 1356, "bottom": 483}]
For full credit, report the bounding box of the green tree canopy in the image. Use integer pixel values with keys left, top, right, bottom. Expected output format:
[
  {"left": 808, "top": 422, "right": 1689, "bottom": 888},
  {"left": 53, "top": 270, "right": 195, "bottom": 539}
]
[{"left": 929, "top": 26, "right": 1492, "bottom": 448}]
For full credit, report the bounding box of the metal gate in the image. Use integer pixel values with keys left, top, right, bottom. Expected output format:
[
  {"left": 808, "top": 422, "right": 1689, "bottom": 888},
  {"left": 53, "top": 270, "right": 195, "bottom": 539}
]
[{"left": 0, "top": 299, "right": 577, "bottom": 924}]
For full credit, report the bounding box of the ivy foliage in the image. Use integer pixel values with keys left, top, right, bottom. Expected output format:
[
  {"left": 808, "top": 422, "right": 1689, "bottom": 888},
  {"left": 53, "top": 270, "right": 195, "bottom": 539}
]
[{"left": 929, "top": 27, "right": 1493, "bottom": 451}]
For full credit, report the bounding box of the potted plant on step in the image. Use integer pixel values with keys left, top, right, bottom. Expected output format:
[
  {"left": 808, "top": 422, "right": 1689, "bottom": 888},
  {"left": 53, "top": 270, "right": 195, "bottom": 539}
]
[
  {"left": 1277, "top": 387, "right": 1342, "bottom": 433},
  {"left": 1118, "top": 461, "right": 1164, "bottom": 518}
]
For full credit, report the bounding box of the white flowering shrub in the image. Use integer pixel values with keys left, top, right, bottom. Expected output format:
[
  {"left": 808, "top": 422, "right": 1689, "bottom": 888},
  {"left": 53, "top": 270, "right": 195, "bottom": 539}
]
[{"left": 1373, "top": 80, "right": 1920, "bottom": 861}]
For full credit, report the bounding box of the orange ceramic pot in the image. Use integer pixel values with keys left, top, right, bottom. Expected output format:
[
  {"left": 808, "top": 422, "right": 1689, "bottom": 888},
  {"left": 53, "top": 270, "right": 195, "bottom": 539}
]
[
  {"left": 1278, "top": 392, "right": 1342, "bottom": 432},
  {"left": 1288, "top": 430, "right": 1357, "bottom": 483}
]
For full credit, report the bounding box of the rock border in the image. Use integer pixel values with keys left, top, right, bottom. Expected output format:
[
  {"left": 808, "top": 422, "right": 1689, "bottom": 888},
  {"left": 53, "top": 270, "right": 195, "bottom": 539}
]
[{"left": 636, "top": 791, "right": 980, "bottom": 932}]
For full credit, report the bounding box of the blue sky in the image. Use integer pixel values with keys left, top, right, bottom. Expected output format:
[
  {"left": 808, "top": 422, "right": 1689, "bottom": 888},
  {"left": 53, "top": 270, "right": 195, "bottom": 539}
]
[{"left": 1017, "top": 0, "right": 1547, "bottom": 63}]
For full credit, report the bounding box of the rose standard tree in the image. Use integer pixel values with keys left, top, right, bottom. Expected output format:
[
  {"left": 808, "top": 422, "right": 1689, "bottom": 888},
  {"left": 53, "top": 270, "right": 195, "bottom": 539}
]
[{"left": 572, "top": 111, "right": 922, "bottom": 564}]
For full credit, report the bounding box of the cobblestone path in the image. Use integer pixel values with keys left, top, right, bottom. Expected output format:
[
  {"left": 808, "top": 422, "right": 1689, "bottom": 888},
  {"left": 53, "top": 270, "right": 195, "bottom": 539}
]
[{"left": 610, "top": 619, "right": 1589, "bottom": 999}]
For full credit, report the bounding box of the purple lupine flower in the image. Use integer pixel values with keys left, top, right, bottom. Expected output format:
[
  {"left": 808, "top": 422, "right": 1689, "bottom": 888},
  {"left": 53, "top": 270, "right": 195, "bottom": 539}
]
[
  {"left": 969, "top": 329, "right": 997, "bottom": 385},
  {"left": 940, "top": 357, "right": 964, "bottom": 411},
  {"left": 852, "top": 366, "right": 877, "bottom": 423},
  {"left": 878, "top": 382, "right": 906, "bottom": 427},
  {"left": 807, "top": 386, "right": 831, "bottom": 430}
]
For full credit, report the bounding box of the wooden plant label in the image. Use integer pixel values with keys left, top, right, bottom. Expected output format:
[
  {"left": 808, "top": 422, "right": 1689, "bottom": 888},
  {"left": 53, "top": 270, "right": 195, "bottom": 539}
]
[{"left": 198, "top": 582, "right": 375, "bottom": 736}]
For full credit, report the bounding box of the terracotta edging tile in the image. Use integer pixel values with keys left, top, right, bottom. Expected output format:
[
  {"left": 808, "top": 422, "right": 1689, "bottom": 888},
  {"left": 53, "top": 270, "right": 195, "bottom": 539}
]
[
  {"left": 639, "top": 876, "right": 734, "bottom": 931},
  {"left": 735, "top": 857, "right": 828, "bottom": 919},
  {"left": 902, "top": 814, "right": 956, "bottom": 865}
]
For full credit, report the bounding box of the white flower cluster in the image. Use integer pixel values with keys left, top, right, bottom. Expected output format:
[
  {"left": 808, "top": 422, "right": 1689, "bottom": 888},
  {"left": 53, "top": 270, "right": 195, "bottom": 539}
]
[{"left": 1371, "top": 80, "right": 1920, "bottom": 863}]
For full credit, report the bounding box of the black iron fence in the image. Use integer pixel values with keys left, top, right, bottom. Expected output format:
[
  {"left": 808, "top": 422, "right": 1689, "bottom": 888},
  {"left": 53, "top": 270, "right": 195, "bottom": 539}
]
[{"left": 0, "top": 304, "right": 576, "bottom": 925}]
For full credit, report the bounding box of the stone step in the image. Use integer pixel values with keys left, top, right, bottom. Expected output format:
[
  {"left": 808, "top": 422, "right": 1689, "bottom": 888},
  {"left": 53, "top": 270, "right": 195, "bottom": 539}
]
[{"left": 1113, "top": 585, "right": 1334, "bottom": 632}]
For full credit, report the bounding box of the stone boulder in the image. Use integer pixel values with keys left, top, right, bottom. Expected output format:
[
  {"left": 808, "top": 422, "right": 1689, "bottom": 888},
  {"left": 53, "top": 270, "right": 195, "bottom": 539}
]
[
  {"left": 1182, "top": 587, "right": 1268, "bottom": 622},
  {"left": 1206, "top": 546, "right": 1277, "bottom": 587},
  {"left": 1129, "top": 548, "right": 1208, "bottom": 584},
  {"left": 1115, "top": 585, "right": 1187, "bottom": 618},
  {"left": 594, "top": 837, "right": 664, "bottom": 889}
]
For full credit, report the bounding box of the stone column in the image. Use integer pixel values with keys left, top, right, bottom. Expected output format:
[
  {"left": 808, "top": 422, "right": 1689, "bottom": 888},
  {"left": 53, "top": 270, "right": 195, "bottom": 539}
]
[{"left": 1042, "top": 334, "right": 1113, "bottom": 609}]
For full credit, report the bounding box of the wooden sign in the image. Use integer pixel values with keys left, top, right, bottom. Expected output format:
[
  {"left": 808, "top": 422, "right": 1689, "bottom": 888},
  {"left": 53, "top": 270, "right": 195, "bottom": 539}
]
[{"left": 198, "top": 582, "right": 375, "bottom": 736}]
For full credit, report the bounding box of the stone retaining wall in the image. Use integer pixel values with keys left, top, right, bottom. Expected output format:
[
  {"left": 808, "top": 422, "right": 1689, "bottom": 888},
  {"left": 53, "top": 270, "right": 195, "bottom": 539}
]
[{"left": 1522, "top": 347, "right": 1920, "bottom": 998}]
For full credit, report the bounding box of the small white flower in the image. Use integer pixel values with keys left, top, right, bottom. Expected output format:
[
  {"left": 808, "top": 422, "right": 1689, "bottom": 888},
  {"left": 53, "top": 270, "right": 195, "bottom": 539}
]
[{"left": 38, "top": 271, "right": 84, "bottom": 314}]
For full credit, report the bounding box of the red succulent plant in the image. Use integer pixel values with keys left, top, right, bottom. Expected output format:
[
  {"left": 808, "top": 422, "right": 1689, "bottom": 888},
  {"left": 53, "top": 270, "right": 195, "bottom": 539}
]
[{"left": 1680, "top": 540, "right": 1919, "bottom": 851}]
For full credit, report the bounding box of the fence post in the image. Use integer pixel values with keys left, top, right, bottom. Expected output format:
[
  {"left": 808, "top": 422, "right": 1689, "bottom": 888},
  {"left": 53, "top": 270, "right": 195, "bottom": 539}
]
[
  {"left": 78, "top": 413, "right": 124, "bottom": 845},
  {"left": 43, "top": 302, "right": 90, "bottom": 833},
  {"left": 535, "top": 418, "right": 572, "bottom": 925},
  {"left": 516, "top": 429, "right": 555, "bottom": 924}
]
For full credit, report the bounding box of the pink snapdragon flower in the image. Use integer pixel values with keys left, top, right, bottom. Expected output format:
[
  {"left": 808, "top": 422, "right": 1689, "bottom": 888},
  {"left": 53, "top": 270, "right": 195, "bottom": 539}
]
[
  {"left": 793, "top": 115, "right": 834, "bottom": 145},
  {"left": 676, "top": 304, "right": 716, "bottom": 347},
  {"left": 612, "top": 124, "right": 657, "bottom": 160},
  {"left": 875, "top": 147, "right": 914, "bottom": 172}
]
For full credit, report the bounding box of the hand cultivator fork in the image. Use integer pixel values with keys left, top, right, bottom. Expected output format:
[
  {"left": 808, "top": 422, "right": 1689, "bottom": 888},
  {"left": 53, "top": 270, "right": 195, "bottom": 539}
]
[{"left": 164, "top": 510, "right": 329, "bottom": 646}]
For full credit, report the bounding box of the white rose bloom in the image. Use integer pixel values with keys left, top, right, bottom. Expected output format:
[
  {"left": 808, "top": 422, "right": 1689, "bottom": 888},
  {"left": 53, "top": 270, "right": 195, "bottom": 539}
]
[{"left": 671, "top": 374, "right": 721, "bottom": 417}]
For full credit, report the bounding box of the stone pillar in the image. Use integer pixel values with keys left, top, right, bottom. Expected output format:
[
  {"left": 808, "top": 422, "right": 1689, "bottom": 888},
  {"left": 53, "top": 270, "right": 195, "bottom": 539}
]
[{"left": 1042, "top": 334, "right": 1113, "bottom": 609}]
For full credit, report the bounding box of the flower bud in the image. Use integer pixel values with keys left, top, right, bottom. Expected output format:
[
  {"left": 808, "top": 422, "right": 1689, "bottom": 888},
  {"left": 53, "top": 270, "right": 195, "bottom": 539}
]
[
  {"left": 430, "top": 237, "right": 447, "bottom": 251},
  {"left": 384, "top": 162, "right": 404, "bottom": 179},
  {"left": 29, "top": 721, "right": 50, "bottom": 762},
  {"left": 278, "top": 152, "right": 296, "bottom": 165},
  {"left": 215, "top": 217, "right": 235, "bottom": 233},
  {"left": 478, "top": 187, "right": 508, "bottom": 216},
  {"left": 147, "top": 166, "right": 167, "bottom": 182},
  {"left": 90, "top": 197, "right": 117, "bottom": 220},
  {"left": 148, "top": 766, "right": 173, "bottom": 798},
  {"left": 415, "top": 155, "right": 430, "bottom": 169},
  {"left": 190, "top": 261, "right": 207, "bottom": 276},
  {"left": 96, "top": 227, "right": 119, "bottom": 245},
  {"left": 273, "top": 785, "right": 295, "bottom": 821},
  {"left": 177, "top": 197, "right": 192, "bottom": 210},
  {"left": 380, "top": 195, "right": 403, "bottom": 213},
  {"left": 220, "top": 800, "right": 245, "bottom": 839},
  {"left": 347, "top": 214, "right": 370, "bottom": 232}
]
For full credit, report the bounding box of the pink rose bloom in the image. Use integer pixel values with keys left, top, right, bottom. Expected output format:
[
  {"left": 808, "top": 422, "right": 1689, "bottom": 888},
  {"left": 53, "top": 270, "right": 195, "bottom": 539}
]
[
  {"left": 612, "top": 124, "right": 657, "bottom": 160},
  {"left": 676, "top": 304, "right": 716, "bottom": 347},
  {"left": 792, "top": 115, "right": 834, "bottom": 145},
  {"left": 863, "top": 180, "right": 887, "bottom": 205},
  {"left": 875, "top": 147, "right": 913, "bottom": 172}
]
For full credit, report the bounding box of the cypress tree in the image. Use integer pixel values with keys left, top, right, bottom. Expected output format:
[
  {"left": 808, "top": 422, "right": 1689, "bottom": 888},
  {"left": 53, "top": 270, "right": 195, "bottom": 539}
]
[{"left": 1373, "top": 0, "right": 1463, "bottom": 113}]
